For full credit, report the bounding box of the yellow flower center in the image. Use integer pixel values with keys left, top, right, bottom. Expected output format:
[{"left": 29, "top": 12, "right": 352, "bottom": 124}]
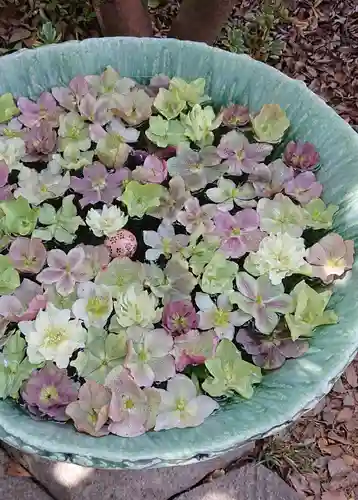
[
  {"left": 44, "top": 327, "right": 67, "bottom": 347},
  {"left": 173, "top": 314, "right": 187, "bottom": 330},
  {"left": 236, "top": 149, "right": 245, "bottom": 161},
  {"left": 232, "top": 228, "right": 241, "bottom": 235},
  {"left": 214, "top": 308, "right": 229, "bottom": 326},
  {"left": 69, "top": 125, "right": 81, "bottom": 139},
  {"left": 137, "top": 347, "right": 148, "bottom": 362},
  {"left": 40, "top": 385, "right": 58, "bottom": 403},
  {"left": 86, "top": 296, "right": 108, "bottom": 317},
  {"left": 256, "top": 295, "right": 263, "bottom": 305},
  {"left": 175, "top": 398, "right": 186, "bottom": 411},
  {"left": 124, "top": 398, "right": 135, "bottom": 410},
  {"left": 162, "top": 238, "right": 172, "bottom": 257},
  {"left": 87, "top": 411, "right": 98, "bottom": 425}
]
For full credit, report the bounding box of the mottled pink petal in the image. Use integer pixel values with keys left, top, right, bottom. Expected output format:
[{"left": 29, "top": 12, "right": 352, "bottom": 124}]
[
  {"left": 47, "top": 249, "right": 67, "bottom": 269},
  {"left": 37, "top": 268, "right": 65, "bottom": 284},
  {"left": 234, "top": 208, "right": 259, "bottom": 230}
]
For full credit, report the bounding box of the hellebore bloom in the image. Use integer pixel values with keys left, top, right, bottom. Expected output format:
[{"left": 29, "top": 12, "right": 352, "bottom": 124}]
[
  {"left": 9, "top": 237, "right": 46, "bottom": 274},
  {"left": 143, "top": 221, "right": 189, "bottom": 261},
  {"left": 72, "top": 282, "right": 113, "bottom": 328},
  {"left": 249, "top": 159, "right": 294, "bottom": 198},
  {"left": 0, "top": 279, "right": 46, "bottom": 323},
  {"left": 283, "top": 141, "right": 320, "bottom": 171},
  {"left": 257, "top": 194, "right": 306, "bottom": 237},
  {"left": 284, "top": 172, "right": 323, "bottom": 205},
  {"left": 177, "top": 198, "right": 217, "bottom": 234},
  {"left": 172, "top": 329, "right": 217, "bottom": 372},
  {"left": 162, "top": 300, "right": 198, "bottom": 336},
  {"left": 132, "top": 155, "right": 168, "bottom": 184},
  {"left": 206, "top": 178, "right": 257, "bottom": 211},
  {"left": 17, "top": 92, "right": 61, "bottom": 128},
  {"left": 221, "top": 104, "right": 250, "bottom": 127},
  {"left": 24, "top": 121, "right": 57, "bottom": 160}
]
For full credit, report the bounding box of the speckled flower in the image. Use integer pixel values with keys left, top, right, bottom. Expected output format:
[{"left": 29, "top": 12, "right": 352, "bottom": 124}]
[
  {"left": 284, "top": 172, "right": 323, "bottom": 205},
  {"left": 86, "top": 205, "right": 128, "bottom": 237},
  {"left": 249, "top": 159, "right": 294, "bottom": 198},
  {"left": 72, "top": 282, "right": 113, "bottom": 328},
  {"left": 257, "top": 194, "right": 306, "bottom": 237},
  {"left": 22, "top": 362, "right": 79, "bottom": 421},
  {"left": 177, "top": 198, "right": 217, "bottom": 234},
  {"left": 8, "top": 237, "right": 46, "bottom": 274},
  {"left": 143, "top": 221, "right": 189, "bottom": 261},
  {"left": 283, "top": 141, "right": 320, "bottom": 171},
  {"left": 206, "top": 178, "right": 257, "bottom": 211},
  {"left": 162, "top": 300, "right": 198, "bottom": 336},
  {"left": 18, "top": 92, "right": 61, "bottom": 128}
]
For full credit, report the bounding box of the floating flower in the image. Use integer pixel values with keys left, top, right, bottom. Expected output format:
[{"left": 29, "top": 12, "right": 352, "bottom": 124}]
[
  {"left": 0, "top": 118, "right": 23, "bottom": 140},
  {"left": 169, "top": 77, "right": 209, "bottom": 107},
  {"left": 154, "top": 87, "right": 186, "bottom": 120},
  {"left": 154, "top": 374, "right": 218, "bottom": 431},
  {"left": 17, "top": 92, "right": 61, "bottom": 128},
  {"left": 249, "top": 159, "right": 294, "bottom": 198},
  {"left": 181, "top": 104, "right": 222, "bottom": 147},
  {"left": 172, "top": 329, "right": 217, "bottom": 372},
  {"left": 285, "top": 280, "right": 338, "bottom": 340},
  {"left": 0, "top": 93, "right": 19, "bottom": 124},
  {"left": 85, "top": 67, "right": 135, "bottom": 97},
  {"left": 251, "top": 104, "right": 290, "bottom": 144},
  {"left": 177, "top": 197, "right": 217, "bottom": 234},
  {"left": 86, "top": 205, "right": 128, "bottom": 238},
  {"left": 283, "top": 141, "right": 320, "bottom": 171},
  {"left": 221, "top": 104, "right": 249, "bottom": 127},
  {"left": 201, "top": 253, "right": 238, "bottom": 295},
  {"left": 0, "top": 255, "right": 20, "bottom": 295},
  {"left": 245, "top": 233, "right": 310, "bottom": 285},
  {"left": 150, "top": 176, "right": 190, "bottom": 222},
  {"left": 284, "top": 172, "right": 323, "bottom": 205},
  {"left": 132, "top": 155, "right": 168, "bottom": 184},
  {"left": 24, "top": 121, "right": 57, "bottom": 161},
  {"left": 206, "top": 178, "right": 257, "bottom": 211},
  {"left": 143, "top": 221, "right": 189, "bottom": 261},
  {"left": 217, "top": 130, "right": 272, "bottom": 175},
  {"left": 121, "top": 180, "right": 166, "bottom": 218},
  {"left": 51, "top": 148, "right": 94, "bottom": 171},
  {"left": 257, "top": 194, "right": 306, "bottom": 237},
  {"left": 58, "top": 112, "right": 90, "bottom": 154},
  {"left": 114, "top": 285, "right": 161, "bottom": 328},
  {"left": 0, "top": 136, "right": 25, "bottom": 172},
  {"left": 111, "top": 87, "right": 153, "bottom": 126},
  {"left": 213, "top": 209, "right": 265, "bottom": 258},
  {"left": 162, "top": 300, "right": 198, "bottom": 336},
  {"left": 22, "top": 362, "right": 79, "bottom": 421},
  {"left": 44, "top": 285, "right": 77, "bottom": 312},
  {"left": 0, "top": 279, "right": 46, "bottom": 323},
  {"left": 79, "top": 244, "right": 110, "bottom": 279},
  {"left": 167, "top": 144, "right": 223, "bottom": 191},
  {"left": 202, "top": 339, "right": 262, "bottom": 399},
  {"left": 145, "top": 116, "right": 186, "bottom": 148},
  {"left": 52, "top": 75, "right": 90, "bottom": 111},
  {"left": 95, "top": 257, "right": 143, "bottom": 296},
  {"left": 37, "top": 247, "right": 89, "bottom": 296},
  {"left": 66, "top": 380, "right": 111, "bottom": 437},
  {"left": 147, "top": 74, "right": 170, "bottom": 96},
  {"left": 195, "top": 292, "right": 251, "bottom": 340},
  {"left": 1, "top": 196, "right": 39, "bottom": 236},
  {"left": 303, "top": 198, "right": 338, "bottom": 230},
  {"left": 70, "top": 162, "right": 127, "bottom": 207},
  {"left": 72, "top": 282, "right": 113, "bottom": 328},
  {"left": 8, "top": 237, "right": 46, "bottom": 274},
  {"left": 125, "top": 326, "right": 175, "bottom": 387},
  {"left": 0, "top": 162, "right": 13, "bottom": 201},
  {"left": 230, "top": 272, "right": 293, "bottom": 334},
  {"left": 306, "top": 233, "right": 354, "bottom": 284},
  {"left": 78, "top": 94, "right": 111, "bottom": 124},
  {"left": 181, "top": 238, "right": 219, "bottom": 277}
]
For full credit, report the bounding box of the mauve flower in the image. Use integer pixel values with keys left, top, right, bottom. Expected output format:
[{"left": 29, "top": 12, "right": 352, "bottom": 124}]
[
  {"left": 9, "top": 237, "right": 47, "bottom": 274},
  {"left": 0, "top": 162, "right": 13, "bottom": 200},
  {"left": 24, "top": 121, "right": 57, "bottom": 160},
  {"left": 213, "top": 209, "right": 265, "bottom": 258},
  {"left": 17, "top": 92, "right": 61, "bottom": 128},
  {"left": 283, "top": 141, "right": 320, "bottom": 171},
  {"left": 172, "top": 329, "right": 217, "bottom": 372},
  {"left": 52, "top": 75, "right": 90, "bottom": 111},
  {"left": 79, "top": 244, "right": 110, "bottom": 279},
  {"left": 37, "top": 247, "right": 90, "bottom": 296},
  {"left": 70, "top": 162, "right": 128, "bottom": 207},
  {"left": 306, "top": 233, "right": 354, "bottom": 284},
  {"left": 22, "top": 363, "right": 79, "bottom": 421},
  {"left": 249, "top": 159, "right": 294, "bottom": 198},
  {"left": 126, "top": 149, "right": 149, "bottom": 169},
  {"left": 217, "top": 130, "right": 273, "bottom": 175},
  {"left": 66, "top": 380, "right": 111, "bottom": 437},
  {"left": 177, "top": 198, "right": 217, "bottom": 234},
  {"left": 162, "top": 300, "right": 198, "bottom": 336},
  {"left": 150, "top": 176, "right": 190, "bottom": 223},
  {"left": 132, "top": 155, "right": 168, "bottom": 184},
  {"left": 284, "top": 171, "right": 323, "bottom": 205},
  {"left": 0, "top": 278, "right": 46, "bottom": 323},
  {"left": 78, "top": 94, "right": 111, "bottom": 125},
  {"left": 221, "top": 104, "right": 250, "bottom": 127}
]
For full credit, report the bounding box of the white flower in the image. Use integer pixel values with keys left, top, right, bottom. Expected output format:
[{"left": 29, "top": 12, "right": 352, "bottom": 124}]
[
  {"left": 206, "top": 178, "right": 257, "bottom": 211},
  {"left": 257, "top": 193, "right": 306, "bottom": 237},
  {"left": 143, "top": 221, "right": 190, "bottom": 261},
  {"left": 114, "top": 285, "right": 162, "bottom": 328},
  {"left": 195, "top": 292, "right": 251, "bottom": 340},
  {"left": 50, "top": 148, "right": 94, "bottom": 172},
  {"left": 58, "top": 112, "right": 91, "bottom": 154},
  {"left": 18, "top": 303, "right": 87, "bottom": 368},
  {"left": 86, "top": 205, "right": 128, "bottom": 237},
  {"left": 126, "top": 326, "right": 175, "bottom": 387},
  {"left": 72, "top": 282, "right": 113, "bottom": 328},
  {"left": 245, "top": 232, "right": 309, "bottom": 285},
  {"left": 154, "top": 374, "right": 218, "bottom": 431},
  {"left": 0, "top": 137, "right": 25, "bottom": 171}
]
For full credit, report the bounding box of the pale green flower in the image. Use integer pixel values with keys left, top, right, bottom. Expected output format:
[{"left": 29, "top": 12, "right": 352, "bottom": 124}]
[
  {"left": 303, "top": 198, "right": 338, "bottom": 230},
  {"left": 0, "top": 93, "right": 19, "bottom": 124},
  {"left": 169, "top": 77, "right": 209, "bottom": 107},
  {"left": 72, "top": 282, "right": 113, "bottom": 328},
  {"left": 201, "top": 253, "right": 238, "bottom": 294},
  {"left": 0, "top": 137, "right": 25, "bottom": 172},
  {"left": 181, "top": 104, "right": 222, "bottom": 147},
  {"left": 145, "top": 115, "right": 187, "bottom": 148},
  {"left": 251, "top": 104, "right": 290, "bottom": 144},
  {"left": 114, "top": 285, "right": 162, "bottom": 328},
  {"left": 0, "top": 255, "right": 20, "bottom": 295},
  {"left": 122, "top": 181, "right": 166, "bottom": 218},
  {"left": 95, "top": 257, "right": 143, "bottom": 296},
  {"left": 154, "top": 88, "right": 186, "bottom": 120},
  {"left": 0, "top": 196, "right": 39, "bottom": 236},
  {"left": 257, "top": 193, "right": 306, "bottom": 237},
  {"left": 50, "top": 148, "right": 94, "bottom": 171},
  {"left": 58, "top": 112, "right": 90, "bottom": 153}
]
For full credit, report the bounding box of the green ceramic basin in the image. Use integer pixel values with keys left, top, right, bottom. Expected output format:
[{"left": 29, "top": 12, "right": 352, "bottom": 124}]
[{"left": 0, "top": 37, "right": 357, "bottom": 469}]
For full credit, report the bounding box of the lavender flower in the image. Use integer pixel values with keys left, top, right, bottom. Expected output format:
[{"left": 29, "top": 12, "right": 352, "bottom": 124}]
[
  {"left": 249, "top": 159, "right": 294, "bottom": 198},
  {"left": 9, "top": 237, "right": 47, "bottom": 274},
  {"left": 177, "top": 198, "right": 217, "bottom": 234},
  {"left": 52, "top": 75, "right": 90, "bottom": 111},
  {"left": 24, "top": 121, "right": 57, "bottom": 161},
  {"left": 284, "top": 171, "right": 323, "bottom": 205},
  {"left": 17, "top": 92, "right": 61, "bottom": 128},
  {"left": 162, "top": 300, "right": 198, "bottom": 335}
]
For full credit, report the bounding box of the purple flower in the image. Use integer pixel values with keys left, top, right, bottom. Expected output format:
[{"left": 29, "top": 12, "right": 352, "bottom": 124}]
[
  {"left": 0, "top": 278, "right": 47, "bottom": 323},
  {"left": 37, "top": 247, "right": 90, "bottom": 296},
  {"left": 9, "top": 237, "right": 47, "bottom": 274},
  {"left": 213, "top": 209, "right": 265, "bottom": 258},
  {"left": 22, "top": 362, "right": 79, "bottom": 421},
  {"left": 52, "top": 75, "right": 90, "bottom": 111},
  {"left": 70, "top": 162, "right": 128, "bottom": 207},
  {"left": 249, "top": 159, "right": 294, "bottom": 198},
  {"left": 0, "top": 162, "right": 13, "bottom": 200},
  {"left": 283, "top": 141, "right": 320, "bottom": 171},
  {"left": 17, "top": 92, "right": 61, "bottom": 128},
  {"left": 284, "top": 171, "right": 323, "bottom": 205},
  {"left": 162, "top": 300, "right": 198, "bottom": 336},
  {"left": 24, "top": 121, "right": 57, "bottom": 160},
  {"left": 221, "top": 104, "right": 250, "bottom": 127},
  {"left": 236, "top": 328, "right": 309, "bottom": 370},
  {"left": 132, "top": 155, "right": 168, "bottom": 184},
  {"left": 217, "top": 130, "right": 273, "bottom": 175},
  {"left": 79, "top": 244, "right": 110, "bottom": 279},
  {"left": 78, "top": 94, "right": 111, "bottom": 125},
  {"left": 172, "top": 329, "right": 217, "bottom": 372},
  {"left": 177, "top": 198, "right": 217, "bottom": 234}
]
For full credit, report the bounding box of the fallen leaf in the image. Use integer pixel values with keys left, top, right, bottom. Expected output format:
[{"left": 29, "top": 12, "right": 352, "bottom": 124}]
[
  {"left": 321, "top": 493, "right": 347, "bottom": 500},
  {"left": 6, "top": 459, "right": 31, "bottom": 477},
  {"left": 328, "top": 458, "right": 351, "bottom": 478},
  {"left": 8, "top": 28, "right": 31, "bottom": 44},
  {"left": 345, "top": 364, "right": 357, "bottom": 388},
  {"left": 336, "top": 407, "right": 354, "bottom": 423}
]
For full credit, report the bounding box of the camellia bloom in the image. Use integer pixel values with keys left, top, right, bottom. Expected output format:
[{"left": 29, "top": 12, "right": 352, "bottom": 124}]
[
  {"left": 70, "top": 162, "right": 128, "bottom": 207},
  {"left": 125, "top": 326, "right": 175, "bottom": 387},
  {"left": 86, "top": 205, "right": 128, "bottom": 237},
  {"left": 143, "top": 221, "right": 189, "bottom": 261},
  {"left": 217, "top": 130, "right": 273, "bottom": 175},
  {"left": 172, "top": 329, "right": 217, "bottom": 372},
  {"left": 245, "top": 233, "right": 310, "bottom": 285},
  {"left": 19, "top": 304, "right": 87, "bottom": 368},
  {"left": 0, "top": 162, "right": 13, "bottom": 201},
  {"left": 72, "top": 282, "right": 113, "bottom": 328},
  {"left": 37, "top": 247, "right": 90, "bottom": 296},
  {"left": 213, "top": 209, "right": 265, "bottom": 258},
  {"left": 195, "top": 292, "right": 251, "bottom": 340},
  {"left": 230, "top": 272, "right": 293, "bottom": 334},
  {"left": 283, "top": 141, "right": 320, "bottom": 171},
  {"left": 24, "top": 121, "right": 57, "bottom": 160},
  {"left": 249, "top": 159, "right": 294, "bottom": 198},
  {"left": 284, "top": 172, "right": 323, "bottom": 205},
  {"left": 257, "top": 194, "right": 306, "bottom": 237},
  {"left": 114, "top": 285, "right": 161, "bottom": 328},
  {"left": 132, "top": 155, "right": 168, "bottom": 184},
  {"left": 306, "top": 233, "right": 354, "bottom": 284},
  {"left": 66, "top": 380, "right": 111, "bottom": 437},
  {"left": 9, "top": 237, "right": 47, "bottom": 274},
  {"left": 17, "top": 92, "right": 61, "bottom": 128},
  {"left": 154, "top": 374, "right": 218, "bottom": 431},
  {"left": 177, "top": 197, "right": 217, "bottom": 234},
  {"left": 0, "top": 279, "right": 46, "bottom": 323},
  {"left": 221, "top": 104, "right": 250, "bottom": 127},
  {"left": 162, "top": 300, "right": 198, "bottom": 336},
  {"left": 201, "top": 252, "right": 238, "bottom": 295},
  {"left": 251, "top": 104, "right": 290, "bottom": 144},
  {"left": 206, "top": 178, "right": 257, "bottom": 211},
  {"left": 21, "top": 362, "right": 79, "bottom": 421}
]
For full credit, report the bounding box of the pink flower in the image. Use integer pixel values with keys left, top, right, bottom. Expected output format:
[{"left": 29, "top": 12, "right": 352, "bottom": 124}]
[
  {"left": 9, "top": 237, "right": 47, "bottom": 274},
  {"left": 37, "top": 247, "right": 90, "bottom": 296},
  {"left": 213, "top": 209, "right": 265, "bottom": 258},
  {"left": 221, "top": 104, "right": 250, "bottom": 127},
  {"left": 24, "top": 121, "right": 57, "bottom": 160},
  {"left": 162, "top": 300, "right": 198, "bottom": 336},
  {"left": 0, "top": 162, "right": 13, "bottom": 201},
  {"left": 70, "top": 162, "right": 128, "bottom": 207},
  {"left": 79, "top": 244, "right": 110, "bottom": 279},
  {"left": 132, "top": 155, "right": 168, "bottom": 184},
  {"left": 177, "top": 198, "right": 217, "bottom": 234},
  {"left": 284, "top": 171, "right": 323, "bottom": 205},
  {"left": 17, "top": 92, "right": 61, "bottom": 128},
  {"left": 306, "top": 233, "right": 354, "bottom": 284},
  {"left": 0, "top": 279, "right": 47, "bottom": 323},
  {"left": 249, "top": 159, "right": 294, "bottom": 198},
  {"left": 172, "top": 330, "right": 217, "bottom": 372},
  {"left": 283, "top": 141, "right": 320, "bottom": 171},
  {"left": 52, "top": 75, "right": 90, "bottom": 111},
  {"left": 78, "top": 94, "right": 111, "bottom": 125}
]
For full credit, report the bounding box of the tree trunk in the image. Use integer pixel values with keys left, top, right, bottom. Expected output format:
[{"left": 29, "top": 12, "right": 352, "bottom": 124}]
[
  {"left": 169, "top": 0, "right": 237, "bottom": 45},
  {"left": 94, "top": 0, "right": 153, "bottom": 37}
]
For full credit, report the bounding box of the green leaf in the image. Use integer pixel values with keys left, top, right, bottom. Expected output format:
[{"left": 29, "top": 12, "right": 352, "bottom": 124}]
[
  {"left": 0, "top": 93, "right": 19, "bottom": 124},
  {"left": 0, "top": 255, "right": 20, "bottom": 295}
]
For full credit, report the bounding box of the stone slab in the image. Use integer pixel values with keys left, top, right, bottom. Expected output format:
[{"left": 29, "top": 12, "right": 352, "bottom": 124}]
[
  {"left": 4, "top": 443, "right": 254, "bottom": 500},
  {"left": 175, "top": 464, "right": 302, "bottom": 500}
]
